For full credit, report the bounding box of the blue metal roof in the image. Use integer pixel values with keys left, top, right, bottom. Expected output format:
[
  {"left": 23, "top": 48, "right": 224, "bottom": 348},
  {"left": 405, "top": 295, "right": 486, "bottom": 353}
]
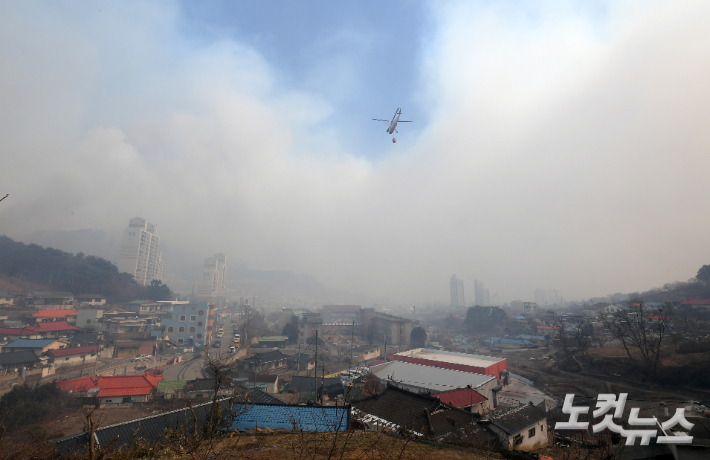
[
  {"left": 7, "top": 338, "right": 56, "bottom": 348},
  {"left": 229, "top": 404, "right": 349, "bottom": 432}
]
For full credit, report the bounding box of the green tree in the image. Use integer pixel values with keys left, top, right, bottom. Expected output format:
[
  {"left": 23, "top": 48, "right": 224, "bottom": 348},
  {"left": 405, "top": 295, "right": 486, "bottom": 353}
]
[
  {"left": 697, "top": 264, "right": 710, "bottom": 283},
  {"left": 282, "top": 322, "right": 299, "bottom": 343},
  {"left": 410, "top": 326, "right": 427, "bottom": 348},
  {"left": 143, "top": 279, "right": 173, "bottom": 301},
  {"left": 465, "top": 306, "right": 508, "bottom": 332}
]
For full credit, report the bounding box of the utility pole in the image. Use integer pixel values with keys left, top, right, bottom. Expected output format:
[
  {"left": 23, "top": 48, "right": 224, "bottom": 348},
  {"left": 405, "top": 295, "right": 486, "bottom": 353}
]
[
  {"left": 314, "top": 330, "right": 318, "bottom": 402},
  {"left": 321, "top": 363, "right": 325, "bottom": 406},
  {"left": 350, "top": 320, "right": 354, "bottom": 377},
  {"left": 79, "top": 354, "right": 86, "bottom": 377}
]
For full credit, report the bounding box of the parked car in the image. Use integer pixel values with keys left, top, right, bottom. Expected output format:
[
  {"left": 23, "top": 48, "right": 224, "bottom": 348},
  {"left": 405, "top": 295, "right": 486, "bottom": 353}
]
[
  {"left": 228, "top": 346, "right": 236, "bottom": 353},
  {"left": 213, "top": 340, "right": 221, "bottom": 348}
]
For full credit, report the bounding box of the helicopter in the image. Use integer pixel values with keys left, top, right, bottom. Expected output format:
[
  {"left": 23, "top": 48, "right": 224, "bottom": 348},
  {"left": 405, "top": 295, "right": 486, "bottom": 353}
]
[{"left": 372, "top": 107, "right": 412, "bottom": 143}]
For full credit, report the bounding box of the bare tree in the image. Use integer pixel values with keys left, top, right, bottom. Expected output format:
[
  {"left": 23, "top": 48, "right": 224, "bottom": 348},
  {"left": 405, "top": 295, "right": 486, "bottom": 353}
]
[
  {"left": 553, "top": 317, "right": 574, "bottom": 357},
  {"left": 601, "top": 299, "right": 674, "bottom": 376}
]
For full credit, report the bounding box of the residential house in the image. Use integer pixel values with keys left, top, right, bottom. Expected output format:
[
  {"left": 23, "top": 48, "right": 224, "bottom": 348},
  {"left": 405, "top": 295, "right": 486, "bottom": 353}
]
[
  {"left": 282, "top": 375, "right": 344, "bottom": 401},
  {"left": 113, "top": 340, "right": 154, "bottom": 358},
  {"left": 156, "top": 379, "right": 190, "bottom": 399},
  {"left": 486, "top": 337, "right": 533, "bottom": 349},
  {"left": 286, "top": 352, "right": 314, "bottom": 371},
  {"left": 229, "top": 403, "right": 350, "bottom": 432},
  {"left": 483, "top": 403, "right": 548, "bottom": 451},
  {"left": 76, "top": 309, "right": 104, "bottom": 330},
  {"left": 0, "top": 350, "right": 41, "bottom": 374},
  {"left": 351, "top": 345, "right": 381, "bottom": 362},
  {"left": 47, "top": 345, "right": 99, "bottom": 368},
  {"left": 57, "top": 372, "right": 163, "bottom": 404},
  {"left": 353, "top": 384, "right": 494, "bottom": 444},
  {"left": 522, "top": 302, "right": 539, "bottom": 314},
  {"left": 32, "top": 309, "right": 78, "bottom": 325},
  {"left": 0, "top": 321, "right": 80, "bottom": 340},
  {"left": 247, "top": 374, "right": 280, "bottom": 393},
  {"left": 241, "top": 350, "right": 289, "bottom": 373},
  {"left": 75, "top": 294, "right": 107, "bottom": 307},
  {"left": 2, "top": 338, "right": 67, "bottom": 356},
  {"left": 26, "top": 291, "right": 74, "bottom": 308},
  {"left": 583, "top": 303, "right": 610, "bottom": 318},
  {"left": 256, "top": 336, "right": 288, "bottom": 348},
  {"left": 0, "top": 291, "right": 15, "bottom": 306}
]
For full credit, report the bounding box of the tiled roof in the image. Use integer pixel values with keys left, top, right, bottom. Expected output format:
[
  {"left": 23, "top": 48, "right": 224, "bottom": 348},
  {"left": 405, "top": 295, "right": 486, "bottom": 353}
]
[
  {"left": 681, "top": 299, "right": 710, "bottom": 305},
  {"left": 32, "top": 309, "right": 78, "bottom": 318},
  {"left": 433, "top": 388, "right": 487, "bottom": 407},
  {"left": 243, "top": 350, "right": 288, "bottom": 363},
  {"left": 56, "top": 377, "right": 97, "bottom": 392},
  {"left": 98, "top": 387, "right": 152, "bottom": 397},
  {"left": 0, "top": 350, "right": 41, "bottom": 366},
  {"left": 0, "top": 327, "right": 25, "bottom": 335},
  {"left": 48, "top": 345, "right": 98, "bottom": 357},
  {"left": 488, "top": 404, "right": 547, "bottom": 435},
  {"left": 254, "top": 374, "right": 278, "bottom": 383},
  {"left": 285, "top": 376, "right": 343, "bottom": 397},
  {"left": 229, "top": 404, "right": 350, "bottom": 432},
  {"left": 33, "top": 321, "right": 79, "bottom": 332},
  {"left": 246, "top": 389, "right": 288, "bottom": 405},
  {"left": 6, "top": 338, "right": 57, "bottom": 348},
  {"left": 354, "top": 385, "right": 493, "bottom": 441}
]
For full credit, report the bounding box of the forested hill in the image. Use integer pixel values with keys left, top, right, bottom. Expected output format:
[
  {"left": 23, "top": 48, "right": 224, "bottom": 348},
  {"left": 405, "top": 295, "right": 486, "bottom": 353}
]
[{"left": 0, "top": 235, "right": 172, "bottom": 301}]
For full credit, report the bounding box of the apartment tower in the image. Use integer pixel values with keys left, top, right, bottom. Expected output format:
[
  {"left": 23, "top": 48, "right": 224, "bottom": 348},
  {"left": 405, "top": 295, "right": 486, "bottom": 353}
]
[
  {"left": 118, "top": 217, "right": 164, "bottom": 285},
  {"left": 450, "top": 275, "right": 465, "bottom": 307}
]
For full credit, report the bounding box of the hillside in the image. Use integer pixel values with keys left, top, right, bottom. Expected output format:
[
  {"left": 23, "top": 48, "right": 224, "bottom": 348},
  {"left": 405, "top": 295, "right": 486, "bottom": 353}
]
[{"left": 0, "top": 235, "right": 171, "bottom": 301}]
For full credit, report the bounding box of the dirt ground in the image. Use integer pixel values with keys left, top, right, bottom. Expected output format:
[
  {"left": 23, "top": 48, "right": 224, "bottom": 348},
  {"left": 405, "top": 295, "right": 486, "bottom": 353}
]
[{"left": 44, "top": 402, "right": 173, "bottom": 437}]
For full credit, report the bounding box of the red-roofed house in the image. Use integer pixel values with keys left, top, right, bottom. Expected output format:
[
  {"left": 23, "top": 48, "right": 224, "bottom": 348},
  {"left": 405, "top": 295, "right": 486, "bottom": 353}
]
[
  {"left": 56, "top": 376, "right": 96, "bottom": 392},
  {"left": 33, "top": 309, "right": 78, "bottom": 325},
  {"left": 680, "top": 299, "right": 710, "bottom": 309},
  {"left": 433, "top": 388, "right": 488, "bottom": 414},
  {"left": 57, "top": 372, "right": 163, "bottom": 404},
  {"left": 47, "top": 345, "right": 98, "bottom": 367}
]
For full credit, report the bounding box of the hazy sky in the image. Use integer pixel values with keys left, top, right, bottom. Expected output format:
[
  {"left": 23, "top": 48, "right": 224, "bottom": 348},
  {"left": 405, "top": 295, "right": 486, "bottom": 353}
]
[{"left": 2, "top": 1, "right": 710, "bottom": 303}]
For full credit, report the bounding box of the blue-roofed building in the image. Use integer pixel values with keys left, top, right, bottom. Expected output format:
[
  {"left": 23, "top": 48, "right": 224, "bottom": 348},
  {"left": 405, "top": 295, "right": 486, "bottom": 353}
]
[
  {"left": 515, "top": 334, "right": 547, "bottom": 342},
  {"left": 229, "top": 403, "right": 350, "bottom": 432},
  {"left": 3, "top": 338, "right": 67, "bottom": 356}
]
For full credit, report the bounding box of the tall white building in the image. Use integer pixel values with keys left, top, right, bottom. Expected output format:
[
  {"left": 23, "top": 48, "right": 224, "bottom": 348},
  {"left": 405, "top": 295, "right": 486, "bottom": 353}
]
[
  {"left": 474, "top": 279, "right": 490, "bottom": 307},
  {"left": 118, "top": 217, "right": 164, "bottom": 285},
  {"left": 450, "top": 275, "right": 465, "bottom": 306},
  {"left": 197, "top": 253, "right": 227, "bottom": 304}
]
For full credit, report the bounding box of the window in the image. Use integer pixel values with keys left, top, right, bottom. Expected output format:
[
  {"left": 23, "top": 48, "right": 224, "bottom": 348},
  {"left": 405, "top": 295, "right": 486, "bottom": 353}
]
[
  {"left": 197, "top": 321, "right": 203, "bottom": 327},
  {"left": 207, "top": 326, "right": 213, "bottom": 331},
  {"left": 178, "top": 327, "right": 185, "bottom": 333},
  {"left": 87, "top": 319, "right": 91, "bottom": 324},
  {"left": 528, "top": 428, "right": 535, "bottom": 438},
  {"left": 177, "top": 339, "right": 184, "bottom": 345},
  {"left": 190, "top": 316, "right": 196, "bottom": 322},
  {"left": 196, "top": 333, "right": 203, "bottom": 339},
  {"left": 198, "top": 310, "right": 204, "bottom": 316},
  {"left": 179, "top": 316, "right": 186, "bottom": 321},
  {"left": 189, "top": 327, "right": 195, "bottom": 333},
  {"left": 167, "top": 327, "right": 174, "bottom": 333}
]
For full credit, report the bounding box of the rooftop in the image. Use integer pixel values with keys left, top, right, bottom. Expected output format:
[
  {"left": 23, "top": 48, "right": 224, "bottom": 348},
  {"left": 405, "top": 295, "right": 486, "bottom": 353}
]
[
  {"left": 48, "top": 345, "right": 98, "bottom": 357},
  {"left": 229, "top": 404, "right": 350, "bottom": 432},
  {"left": 0, "top": 350, "right": 41, "bottom": 366},
  {"left": 6, "top": 338, "right": 57, "bottom": 348},
  {"left": 32, "top": 309, "right": 78, "bottom": 318},
  {"left": 392, "top": 348, "right": 505, "bottom": 368},
  {"left": 369, "top": 361, "right": 494, "bottom": 392},
  {"left": 487, "top": 403, "right": 547, "bottom": 435},
  {"left": 432, "top": 388, "right": 487, "bottom": 407}
]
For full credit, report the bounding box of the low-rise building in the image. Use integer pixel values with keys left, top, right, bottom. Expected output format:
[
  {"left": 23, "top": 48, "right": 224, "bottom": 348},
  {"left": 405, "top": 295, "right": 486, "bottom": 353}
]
[
  {"left": 75, "top": 294, "right": 107, "bottom": 307},
  {"left": 298, "top": 312, "right": 323, "bottom": 346},
  {"left": 0, "top": 350, "right": 41, "bottom": 374},
  {"left": 56, "top": 372, "right": 163, "bottom": 404},
  {"left": 76, "top": 309, "right": 104, "bottom": 330},
  {"left": 2, "top": 338, "right": 67, "bottom": 356},
  {"left": 242, "top": 350, "right": 289, "bottom": 373},
  {"left": 390, "top": 348, "right": 507, "bottom": 380},
  {"left": 368, "top": 360, "right": 499, "bottom": 411},
  {"left": 256, "top": 336, "right": 288, "bottom": 348},
  {"left": 483, "top": 403, "right": 548, "bottom": 451},
  {"left": 160, "top": 303, "right": 212, "bottom": 347},
  {"left": 32, "top": 309, "right": 78, "bottom": 325},
  {"left": 363, "top": 311, "right": 412, "bottom": 347},
  {"left": 47, "top": 345, "right": 99, "bottom": 368},
  {"left": 432, "top": 388, "right": 488, "bottom": 414}
]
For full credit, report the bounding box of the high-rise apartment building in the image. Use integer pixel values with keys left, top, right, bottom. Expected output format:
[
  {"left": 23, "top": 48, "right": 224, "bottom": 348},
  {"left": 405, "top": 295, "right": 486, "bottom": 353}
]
[
  {"left": 450, "top": 275, "right": 465, "bottom": 306},
  {"left": 118, "top": 217, "right": 164, "bottom": 285},
  {"left": 474, "top": 279, "right": 490, "bottom": 307},
  {"left": 197, "top": 254, "right": 227, "bottom": 305}
]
